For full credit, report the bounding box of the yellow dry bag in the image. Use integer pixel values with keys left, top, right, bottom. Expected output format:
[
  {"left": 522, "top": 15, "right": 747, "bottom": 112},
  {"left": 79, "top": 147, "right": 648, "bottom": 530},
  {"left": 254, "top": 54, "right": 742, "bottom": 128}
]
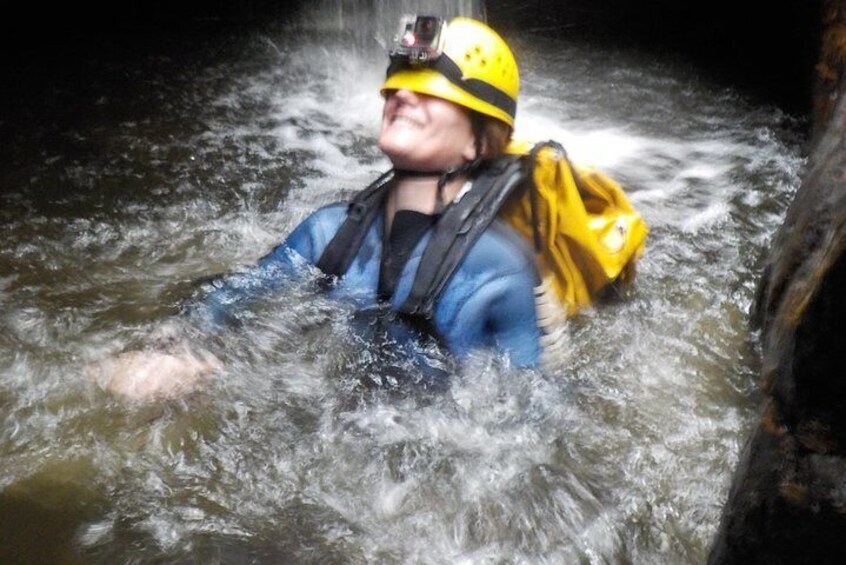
[{"left": 500, "top": 139, "right": 649, "bottom": 315}]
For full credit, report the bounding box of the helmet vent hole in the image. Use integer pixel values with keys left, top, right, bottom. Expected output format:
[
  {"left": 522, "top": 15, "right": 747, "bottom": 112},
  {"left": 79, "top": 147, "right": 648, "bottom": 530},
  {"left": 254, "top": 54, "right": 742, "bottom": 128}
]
[
  {"left": 481, "top": 59, "right": 487, "bottom": 67},
  {"left": 474, "top": 46, "right": 481, "bottom": 54}
]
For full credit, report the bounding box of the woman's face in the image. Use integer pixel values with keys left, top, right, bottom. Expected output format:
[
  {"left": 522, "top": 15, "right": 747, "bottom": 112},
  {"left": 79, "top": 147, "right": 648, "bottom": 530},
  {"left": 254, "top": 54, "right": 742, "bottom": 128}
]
[{"left": 378, "top": 89, "right": 476, "bottom": 172}]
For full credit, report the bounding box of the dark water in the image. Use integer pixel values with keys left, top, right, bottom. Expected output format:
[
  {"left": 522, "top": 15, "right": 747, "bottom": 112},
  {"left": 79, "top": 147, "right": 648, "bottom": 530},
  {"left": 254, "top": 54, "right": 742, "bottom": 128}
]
[{"left": 0, "top": 1, "right": 806, "bottom": 563}]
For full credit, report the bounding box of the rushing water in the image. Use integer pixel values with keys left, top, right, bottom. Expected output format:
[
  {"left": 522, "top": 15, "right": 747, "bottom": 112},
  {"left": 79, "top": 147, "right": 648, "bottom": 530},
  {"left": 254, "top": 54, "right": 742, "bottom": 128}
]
[{"left": 0, "top": 1, "right": 806, "bottom": 563}]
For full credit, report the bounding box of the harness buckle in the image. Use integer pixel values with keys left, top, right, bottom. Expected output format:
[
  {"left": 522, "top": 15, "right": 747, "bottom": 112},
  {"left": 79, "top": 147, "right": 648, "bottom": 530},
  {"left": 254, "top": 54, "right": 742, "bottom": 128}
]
[{"left": 348, "top": 202, "right": 367, "bottom": 221}]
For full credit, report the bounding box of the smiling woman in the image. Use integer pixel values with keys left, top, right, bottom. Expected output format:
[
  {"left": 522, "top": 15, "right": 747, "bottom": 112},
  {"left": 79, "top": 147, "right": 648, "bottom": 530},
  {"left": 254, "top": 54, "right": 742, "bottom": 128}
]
[
  {"left": 197, "top": 17, "right": 543, "bottom": 365},
  {"left": 378, "top": 89, "right": 477, "bottom": 173},
  {"left": 92, "top": 16, "right": 545, "bottom": 398}
]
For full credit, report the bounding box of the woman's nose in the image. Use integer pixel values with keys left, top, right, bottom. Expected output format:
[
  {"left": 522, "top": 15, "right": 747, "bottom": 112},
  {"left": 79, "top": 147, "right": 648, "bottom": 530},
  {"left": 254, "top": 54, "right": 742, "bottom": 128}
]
[{"left": 391, "top": 88, "right": 419, "bottom": 104}]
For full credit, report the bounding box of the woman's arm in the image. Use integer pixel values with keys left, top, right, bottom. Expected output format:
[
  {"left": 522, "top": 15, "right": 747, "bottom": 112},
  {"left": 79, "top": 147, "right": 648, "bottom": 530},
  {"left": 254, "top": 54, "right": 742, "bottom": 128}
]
[
  {"left": 185, "top": 203, "right": 347, "bottom": 330},
  {"left": 480, "top": 269, "right": 543, "bottom": 368},
  {"left": 444, "top": 266, "right": 543, "bottom": 369},
  {"left": 90, "top": 204, "right": 347, "bottom": 400}
]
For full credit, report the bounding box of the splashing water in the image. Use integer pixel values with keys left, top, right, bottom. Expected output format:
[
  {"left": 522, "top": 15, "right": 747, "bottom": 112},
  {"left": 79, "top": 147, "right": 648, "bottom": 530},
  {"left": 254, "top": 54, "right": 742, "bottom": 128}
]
[{"left": 0, "top": 2, "right": 805, "bottom": 563}]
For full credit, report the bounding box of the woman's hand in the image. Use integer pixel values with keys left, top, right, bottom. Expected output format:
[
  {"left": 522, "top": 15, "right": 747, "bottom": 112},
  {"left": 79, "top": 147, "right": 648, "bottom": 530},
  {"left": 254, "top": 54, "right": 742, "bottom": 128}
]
[{"left": 85, "top": 343, "right": 222, "bottom": 401}]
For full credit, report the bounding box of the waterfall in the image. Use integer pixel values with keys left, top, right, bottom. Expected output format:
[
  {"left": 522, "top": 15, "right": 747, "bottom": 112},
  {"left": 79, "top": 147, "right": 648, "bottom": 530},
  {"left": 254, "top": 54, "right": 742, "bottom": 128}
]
[{"left": 299, "top": 0, "right": 486, "bottom": 52}]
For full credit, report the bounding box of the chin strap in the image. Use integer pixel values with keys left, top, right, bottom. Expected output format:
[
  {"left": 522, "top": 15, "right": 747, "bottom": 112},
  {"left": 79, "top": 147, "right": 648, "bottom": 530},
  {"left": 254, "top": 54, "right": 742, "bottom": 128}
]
[
  {"left": 392, "top": 158, "right": 485, "bottom": 214},
  {"left": 392, "top": 168, "right": 442, "bottom": 178},
  {"left": 436, "top": 158, "right": 484, "bottom": 214}
]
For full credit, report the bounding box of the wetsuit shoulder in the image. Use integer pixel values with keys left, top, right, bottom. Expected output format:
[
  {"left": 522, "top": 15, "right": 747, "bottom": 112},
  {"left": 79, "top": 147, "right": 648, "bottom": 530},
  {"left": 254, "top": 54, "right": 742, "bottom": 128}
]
[
  {"left": 464, "top": 218, "right": 538, "bottom": 275},
  {"left": 262, "top": 202, "right": 349, "bottom": 266},
  {"left": 188, "top": 202, "right": 350, "bottom": 329},
  {"left": 434, "top": 219, "right": 542, "bottom": 367}
]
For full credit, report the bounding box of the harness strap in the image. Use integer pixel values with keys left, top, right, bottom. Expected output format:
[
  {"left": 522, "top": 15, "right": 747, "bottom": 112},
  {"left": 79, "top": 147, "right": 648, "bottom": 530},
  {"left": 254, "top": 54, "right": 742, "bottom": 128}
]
[
  {"left": 399, "top": 156, "right": 525, "bottom": 319},
  {"left": 315, "top": 169, "right": 394, "bottom": 280},
  {"left": 524, "top": 140, "right": 581, "bottom": 253},
  {"left": 315, "top": 156, "right": 528, "bottom": 327}
]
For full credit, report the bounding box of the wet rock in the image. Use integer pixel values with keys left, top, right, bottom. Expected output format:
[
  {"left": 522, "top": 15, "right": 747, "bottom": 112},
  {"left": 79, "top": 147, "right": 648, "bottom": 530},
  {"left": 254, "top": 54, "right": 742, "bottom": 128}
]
[{"left": 708, "top": 52, "right": 846, "bottom": 565}]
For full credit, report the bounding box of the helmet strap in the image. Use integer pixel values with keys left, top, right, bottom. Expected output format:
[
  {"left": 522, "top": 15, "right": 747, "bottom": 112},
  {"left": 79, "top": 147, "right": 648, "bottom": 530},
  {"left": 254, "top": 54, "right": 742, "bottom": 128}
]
[
  {"left": 392, "top": 159, "right": 481, "bottom": 215},
  {"left": 393, "top": 168, "right": 443, "bottom": 180},
  {"left": 469, "top": 111, "right": 486, "bottom": 162},
  {"left": 435, "top": 157, "right": 483, "bottom": 214}
]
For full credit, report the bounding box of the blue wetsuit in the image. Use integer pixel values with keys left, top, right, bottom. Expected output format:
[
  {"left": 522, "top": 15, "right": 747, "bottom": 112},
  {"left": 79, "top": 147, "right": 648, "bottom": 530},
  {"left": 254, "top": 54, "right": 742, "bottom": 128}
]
[{"left": 196, "top": 202, "right": 542, "bottom": 368}]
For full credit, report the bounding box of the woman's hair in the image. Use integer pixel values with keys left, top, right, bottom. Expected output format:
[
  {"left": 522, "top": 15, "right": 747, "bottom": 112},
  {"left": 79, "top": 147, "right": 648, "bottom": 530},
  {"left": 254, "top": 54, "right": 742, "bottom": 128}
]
[{"left": 470, "top": 112, "right": 512, "bottom": 160}]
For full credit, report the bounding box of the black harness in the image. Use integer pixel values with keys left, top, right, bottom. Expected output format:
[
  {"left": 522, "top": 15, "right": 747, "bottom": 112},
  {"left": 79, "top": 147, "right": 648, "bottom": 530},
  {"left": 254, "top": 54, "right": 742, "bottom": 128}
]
[
  {"left": 315, "top": 156, "right": 528, "bottom": 326},
  {"left": 315, "top": 141, "right": 569, "bottom": 335}
]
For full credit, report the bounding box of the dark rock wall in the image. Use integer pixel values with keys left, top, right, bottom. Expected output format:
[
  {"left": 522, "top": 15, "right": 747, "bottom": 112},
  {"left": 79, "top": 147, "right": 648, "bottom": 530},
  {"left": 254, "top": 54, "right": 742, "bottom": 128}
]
[
  {"left": 814, "top": 1, "right": 846, "bottom": 138},
  {"left": 709, "top": 93, "right": 846, "bottom": 563},
  {"left": 709, "top": 1, "right": 846, "bottom": 561},
  {"left": 488, "top": 0, "right": 823, "bottom": 119}
]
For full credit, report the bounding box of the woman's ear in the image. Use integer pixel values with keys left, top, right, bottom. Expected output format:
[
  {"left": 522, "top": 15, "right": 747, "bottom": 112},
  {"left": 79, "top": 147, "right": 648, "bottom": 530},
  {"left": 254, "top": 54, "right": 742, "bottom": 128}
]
[{"left": 462, "top": 135, "right": 481, "bottom": 162}]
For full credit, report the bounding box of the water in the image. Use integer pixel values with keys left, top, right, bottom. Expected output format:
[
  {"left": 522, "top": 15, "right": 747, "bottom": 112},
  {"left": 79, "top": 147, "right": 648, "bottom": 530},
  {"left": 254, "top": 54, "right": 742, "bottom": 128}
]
[{"left": 0, "top": 1, "right": 806, "bottom": 563}]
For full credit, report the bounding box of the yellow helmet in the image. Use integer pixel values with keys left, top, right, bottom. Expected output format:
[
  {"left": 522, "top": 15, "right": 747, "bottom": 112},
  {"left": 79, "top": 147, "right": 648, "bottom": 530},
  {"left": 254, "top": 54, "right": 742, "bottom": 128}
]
[{"left": 381, "top": 17, "right": 520, "bottom": 128}]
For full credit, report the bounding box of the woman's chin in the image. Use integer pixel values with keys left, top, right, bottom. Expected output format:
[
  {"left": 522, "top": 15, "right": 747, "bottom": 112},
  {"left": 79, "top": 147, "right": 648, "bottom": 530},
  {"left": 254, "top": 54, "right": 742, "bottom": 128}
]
[
  {"left": 379, "top": 145, "right": 424, "bottom": 171},
  {"left": 379, "top": 135, "right": 409, "bottom": 156},
  {"left": 382, "top": 149, "right": 449, "bottom": 174}
]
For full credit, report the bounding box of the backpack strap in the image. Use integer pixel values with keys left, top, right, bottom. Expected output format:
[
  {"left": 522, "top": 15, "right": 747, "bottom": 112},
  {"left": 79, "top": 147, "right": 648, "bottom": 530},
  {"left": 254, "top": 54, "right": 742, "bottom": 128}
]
[
  {"left": 316, "top": 156, "right": 529, "bottom": 324},
  {"left": 399, "top": 156, "right": 526, "bottom": 319},
  {"left": 315, "top": 169, "right": 394, "bottom": 279},
  {"left": 524, "top": 140, "right": 575, "bottom": 252}
]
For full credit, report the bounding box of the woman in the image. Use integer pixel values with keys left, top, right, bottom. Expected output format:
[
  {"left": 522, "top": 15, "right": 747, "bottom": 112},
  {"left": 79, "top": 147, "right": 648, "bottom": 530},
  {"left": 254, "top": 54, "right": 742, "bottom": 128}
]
[{"left": 92, "top": 17, "right": 543, "bottom": 399}]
